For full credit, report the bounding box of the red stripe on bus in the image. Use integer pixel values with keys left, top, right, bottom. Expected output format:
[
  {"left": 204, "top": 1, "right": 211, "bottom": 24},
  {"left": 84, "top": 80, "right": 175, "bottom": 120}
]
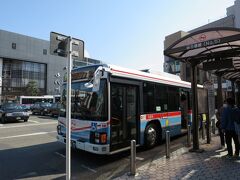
[
  {"left": 145, "top": 111, "right": 181, "bottom": 120},
  {"left": 72, "top": 126, "right": 91, "bottom": 131},
  {"left": 168, "top": 111, "right": 181, "bottom": 116},
  {"left": 111, "top": 68, "right": 190, "bottom": 87}
]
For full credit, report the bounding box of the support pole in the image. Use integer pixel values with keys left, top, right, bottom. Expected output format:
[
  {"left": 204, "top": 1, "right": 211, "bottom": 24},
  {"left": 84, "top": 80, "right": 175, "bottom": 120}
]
[
  {"left": 217, "top": 76, "right": 223, "bottom": 109},
  {"left": 130, "top": 140, "right": 136, "bottom": 176},
  {"left": 212, "top": 118, "right": 216, "bottom": 135},
  {"left": 202, "top": 121, "right": 205, "bottom": 140},
  {"left": 231, "top": 81, "right": 235, "bottom": 100},
  {"left": 187, "top": 125, "right": 191, "bottom": 147},
  {"left": 206, "top": 113, "right": 211, "bottom": 144},
  {"left": 66, "top": 37, "right": 72, "bottom": 180},
  {"left": 190, "top": 64, "right": 200, "bottom": 151},
  {"left": 166, "top": 131, "right": 170, "bottom": 158}
]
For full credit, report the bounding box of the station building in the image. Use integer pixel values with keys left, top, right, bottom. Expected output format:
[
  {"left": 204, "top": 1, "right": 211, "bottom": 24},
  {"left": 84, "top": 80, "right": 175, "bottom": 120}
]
[
  {"left": 0, "top": 29, "right": 100, "bottom": 103},
  {"left": 164, "top": 0, "right": 240, "bottom": 97}
]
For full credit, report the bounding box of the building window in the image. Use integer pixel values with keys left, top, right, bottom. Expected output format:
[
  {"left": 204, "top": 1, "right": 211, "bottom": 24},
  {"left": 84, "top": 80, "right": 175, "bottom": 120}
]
[
  {"left": 2, "top": 59, "right": 47, "bottom": 97},
  {"left": 43, "top": 49, "right": 47, "bottom": 55},
  {"left": 12, "top": 43, "right": 16, "bottom": 49}
]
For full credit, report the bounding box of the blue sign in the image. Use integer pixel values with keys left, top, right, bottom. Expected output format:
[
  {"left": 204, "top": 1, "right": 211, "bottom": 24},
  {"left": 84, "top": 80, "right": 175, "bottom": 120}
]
[{"left": 91, "top": 122, "right": 97, "bottom": 131}]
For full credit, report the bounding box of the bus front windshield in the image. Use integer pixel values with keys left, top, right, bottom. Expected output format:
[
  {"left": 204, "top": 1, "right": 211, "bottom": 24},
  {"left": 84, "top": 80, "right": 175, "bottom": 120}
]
[{"left": 61, "top": 80, "right": 107, "bottom": 121}]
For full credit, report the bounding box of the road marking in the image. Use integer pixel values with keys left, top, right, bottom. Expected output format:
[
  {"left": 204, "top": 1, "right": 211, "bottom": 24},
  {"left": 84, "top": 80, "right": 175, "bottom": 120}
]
[
  {"left": 124, "top": 156, "right": 144, "bottom": 161},
  {"left": 0, "top": 122, "right": 56, "bottom": 129},
  {"left": 55, "top": 152, "right": 66, "bottom": 158},
  {"left": 136, "top": 157, "right": 144, "bottom": 161},
  {"left": 0, "top": 131, "right": 56, "bottom": 140},
  {"left": 0, "top": 124, "right": 3, "bottom": 127},
  {"left": 28, "top": 120, "right": 39, "bottom": 123},
  {"left": 81, "top": 164, "right": 97, "bottom": 173},
  {"left": 182, "top": 170, "right": 197, "bottom": 179}
]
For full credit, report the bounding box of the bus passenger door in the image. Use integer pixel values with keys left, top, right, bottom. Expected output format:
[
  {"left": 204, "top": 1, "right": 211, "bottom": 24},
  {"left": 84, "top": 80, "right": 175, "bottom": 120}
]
[{"left": 110, "top": 83, "right": 139, "bottom": 151}]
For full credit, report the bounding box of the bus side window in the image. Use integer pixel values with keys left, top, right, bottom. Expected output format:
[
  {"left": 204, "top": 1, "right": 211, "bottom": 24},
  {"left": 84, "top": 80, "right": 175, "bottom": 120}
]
[
  {"left": 143, "top": 83, "right": 155, "bottom": 113},
  {"left": 168, "top": 86, "right": 180, "bottom": 111},
  {"left": 155, "top": 84, "right": 167, "bottom": 112}
]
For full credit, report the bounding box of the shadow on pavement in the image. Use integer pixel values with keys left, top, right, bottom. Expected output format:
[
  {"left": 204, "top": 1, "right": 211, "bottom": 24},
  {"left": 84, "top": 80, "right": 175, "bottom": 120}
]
[
  {"left": 0, "top": 132, "right": 189, "bottom": 180},
  {"left": 173, "top": 146, "right": 240, "bottom": 179},
  {"left": 0, "top": 142, "right": 65, "bottom": 180}
]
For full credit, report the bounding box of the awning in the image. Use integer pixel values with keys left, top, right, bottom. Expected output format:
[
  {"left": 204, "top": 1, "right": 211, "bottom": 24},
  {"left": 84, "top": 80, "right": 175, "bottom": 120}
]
[{"left": 164, "top": 27, "right": 240, "bottom": 82}]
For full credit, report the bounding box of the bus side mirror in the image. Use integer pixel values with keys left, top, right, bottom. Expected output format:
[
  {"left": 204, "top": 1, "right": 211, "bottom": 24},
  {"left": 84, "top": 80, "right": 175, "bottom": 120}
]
[
  {"left": 84, "top": 66, "right": 110, "bottom": 92},
  {"left": 92, "top": 67, "right": 102, "bottom": 92},
  {"left": 84, "top": 66, "right": 103, "bottom": 92}
]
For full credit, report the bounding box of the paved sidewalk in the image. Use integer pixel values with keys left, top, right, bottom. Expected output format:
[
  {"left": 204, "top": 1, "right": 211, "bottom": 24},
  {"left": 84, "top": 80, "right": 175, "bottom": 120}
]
[{"left": 115, "top": 136, "right": 240, "bottom": 180}]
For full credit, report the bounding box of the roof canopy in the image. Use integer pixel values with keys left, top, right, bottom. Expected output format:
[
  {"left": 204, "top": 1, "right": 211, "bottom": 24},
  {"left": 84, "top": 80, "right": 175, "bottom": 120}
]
[{"left": 164, "top": 27, "right": 240, "bottom": 82}]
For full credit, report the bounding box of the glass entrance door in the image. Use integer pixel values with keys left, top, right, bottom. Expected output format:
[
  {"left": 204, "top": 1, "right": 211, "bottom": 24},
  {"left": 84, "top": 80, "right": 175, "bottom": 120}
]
[{"left": 110, "top": 83, "right": 138, "bottom": 151}]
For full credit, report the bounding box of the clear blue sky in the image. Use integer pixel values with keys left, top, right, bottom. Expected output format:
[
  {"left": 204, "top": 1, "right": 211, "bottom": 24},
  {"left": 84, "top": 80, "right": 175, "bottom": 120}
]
[{"left": 0, "top": 0, "right": 235, "bottom": 71}]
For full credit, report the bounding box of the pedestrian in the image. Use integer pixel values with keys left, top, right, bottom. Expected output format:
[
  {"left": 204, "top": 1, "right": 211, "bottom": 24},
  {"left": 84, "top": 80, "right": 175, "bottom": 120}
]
[
  {"left": 221, "top": 97, "right": 240, "bottom": 159},
  {"left": 215, "top": 100, "right": 226, "bottom": 149},
  {"left": 233, "top": 104, "right": 240, "bottom": 145}
]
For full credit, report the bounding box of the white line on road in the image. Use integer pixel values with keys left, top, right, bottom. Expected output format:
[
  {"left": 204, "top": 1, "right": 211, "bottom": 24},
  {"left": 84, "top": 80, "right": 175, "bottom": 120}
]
[
  {"left": 136, "top": 157, "right": 144, "bottom": 161},
  {"left": 28, "top": 120, "right": 39, "bottom": 123},
  {"left": 124, "top": 156, "right": 144, "bottom": 161},
  {"left": 55, "top": 152, "right": 66, "bottom": 158},
  {"left": 0, "top": 122, "right": 56, "bottom": 129},
  {"left": 81, "top": 164, "right": 97, "bottom": 173},
  {"left": 0, "top": 131, "right": 56, "bottom": 140}
]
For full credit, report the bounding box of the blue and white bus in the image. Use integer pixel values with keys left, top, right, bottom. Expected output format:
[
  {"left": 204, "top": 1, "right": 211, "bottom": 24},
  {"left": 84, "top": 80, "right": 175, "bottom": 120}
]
[{"left": 57, "top": 64, "right": 206, "bottom": 154}]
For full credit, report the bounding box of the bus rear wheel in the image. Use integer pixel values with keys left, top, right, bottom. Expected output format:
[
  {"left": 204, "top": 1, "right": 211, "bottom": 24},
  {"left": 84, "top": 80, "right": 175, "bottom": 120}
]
[{"left": 144, "top": 124, "right": 159, "bottom": 148}]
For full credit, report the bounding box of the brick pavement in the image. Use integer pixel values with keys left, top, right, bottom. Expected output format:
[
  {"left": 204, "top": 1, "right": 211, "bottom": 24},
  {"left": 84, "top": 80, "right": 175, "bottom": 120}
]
[{"left": 114, "top": 135, "right": 240, "bottom": 180}]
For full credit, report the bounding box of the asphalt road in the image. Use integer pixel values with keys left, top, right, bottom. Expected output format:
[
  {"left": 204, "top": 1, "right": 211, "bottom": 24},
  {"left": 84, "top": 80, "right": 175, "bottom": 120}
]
[{"left": 0, "top": 115, "right": 188, "bottom": 180}]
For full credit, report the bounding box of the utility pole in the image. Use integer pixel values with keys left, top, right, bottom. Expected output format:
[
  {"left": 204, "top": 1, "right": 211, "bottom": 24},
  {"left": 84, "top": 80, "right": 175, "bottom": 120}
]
[
  {"left": 50, "top": 32, "right": 84, "bottom": 180},
  {"left": 66, "top": 37, "right": 72, "bottom": 180}
]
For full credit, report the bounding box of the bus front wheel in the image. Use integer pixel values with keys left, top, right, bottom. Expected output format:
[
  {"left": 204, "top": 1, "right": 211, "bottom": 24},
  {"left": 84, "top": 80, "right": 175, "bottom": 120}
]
[{"left": 144, "top": 124, "right": 159, "bottom": 148}]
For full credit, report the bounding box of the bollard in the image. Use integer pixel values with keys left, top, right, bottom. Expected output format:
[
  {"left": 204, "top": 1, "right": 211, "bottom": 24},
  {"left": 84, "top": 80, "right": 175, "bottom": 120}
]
[
  {"left": 212, "top": 118, "right": 216, "bottom": 135},
  {"left": 202, "top": 122, "right": 206, "bottom": 140},
  {"left": 166, "top": 131, "right": 170, "bottom": 158},
  {"left": 187, "top": 125, "right": 191, "bottom": 147},
  {"left": 130, "top": 140, "right": 136, "bottom": 176}
]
